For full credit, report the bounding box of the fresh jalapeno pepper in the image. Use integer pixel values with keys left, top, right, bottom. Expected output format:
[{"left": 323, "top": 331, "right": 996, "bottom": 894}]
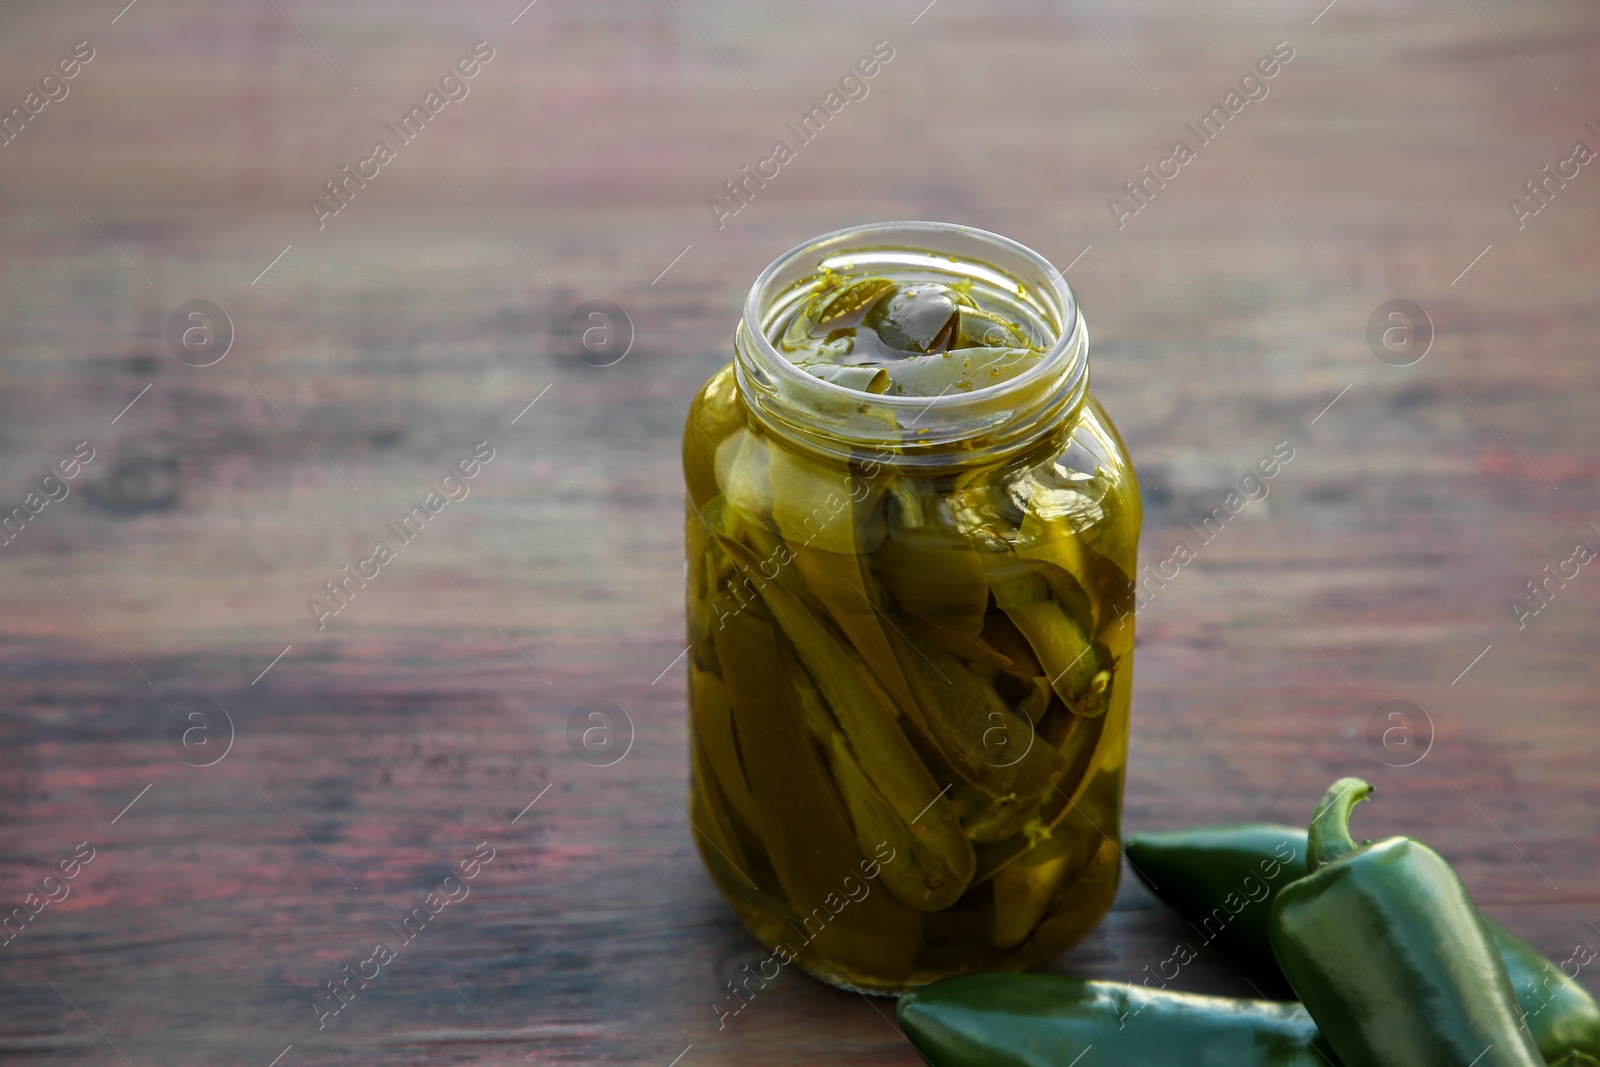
[
  {"left": 897, "top": 972, "right": 1337, "bottom": 1067},
  {"left": 1125, "top": 823, "right": 1305, "bottom": 985},
  {"left": 1494, "top": 922, "right": 1600, "bottom": 1066},
  {"left": 1270, "top": 778, "right": 1544, "bottom": 1067},
  {"left": 1126, "top": 824, "right": 1600, "bottom": 1064}
]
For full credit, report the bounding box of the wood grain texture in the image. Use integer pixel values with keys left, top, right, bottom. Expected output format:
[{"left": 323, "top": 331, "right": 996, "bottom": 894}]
[{"left": 1, "top": 1, "right": 1596, "bottom": 1063}]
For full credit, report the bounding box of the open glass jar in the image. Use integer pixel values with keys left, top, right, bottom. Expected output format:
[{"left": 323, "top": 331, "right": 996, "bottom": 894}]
[{"left": 681, "top": 222, "right": 1140, "bottom": 993}]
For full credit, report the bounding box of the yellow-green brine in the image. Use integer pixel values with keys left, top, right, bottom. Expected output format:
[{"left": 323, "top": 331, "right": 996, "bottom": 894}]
[{"left": 682, "top": 222, "right": 1140, "bottom": 993}]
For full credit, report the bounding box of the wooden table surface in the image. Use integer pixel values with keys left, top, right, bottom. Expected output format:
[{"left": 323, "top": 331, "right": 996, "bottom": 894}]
[{"left": 2, "top": 1, "right": 1597, "bottom": 1063}]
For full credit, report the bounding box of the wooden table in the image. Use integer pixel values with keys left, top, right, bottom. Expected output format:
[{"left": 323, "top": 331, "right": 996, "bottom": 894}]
[{"left": 2, "top": 1, "right": 1596, "bottom": 1063}]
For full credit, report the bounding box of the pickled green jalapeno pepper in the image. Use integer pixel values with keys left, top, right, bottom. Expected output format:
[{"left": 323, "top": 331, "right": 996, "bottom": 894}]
[
  {"left": 1125, "top": 824, "right": 1600, "bottom": 1063},
  {"left": 1271, "top": 779, "right": 1545, "bottom": 1067},
  {"left": 681, "top": 223, "right": 1141, "bottom": 992},
  {"left": 779, "top": 272, "right": 1050, "bottom": 397}
]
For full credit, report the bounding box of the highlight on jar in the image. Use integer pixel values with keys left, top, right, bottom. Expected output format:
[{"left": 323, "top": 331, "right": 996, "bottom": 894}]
[{"left": 678, "top": 222, "right": 1143, "bottom": 994}]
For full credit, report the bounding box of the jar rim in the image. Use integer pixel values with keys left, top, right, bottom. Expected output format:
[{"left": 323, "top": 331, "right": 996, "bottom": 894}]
[{"left": 735, "top": 221, "right": 1089, "bottom": 464}]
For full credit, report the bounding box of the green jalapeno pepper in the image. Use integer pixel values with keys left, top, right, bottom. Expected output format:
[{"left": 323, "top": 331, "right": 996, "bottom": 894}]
[
  {"left": 1270, "top": 778, "right": 1545, "bottom": 1067},
  {"left": 1124, "top": 823, "right": 1305, "bottom": 984},
  {"left": 897, "top": 972, "right": 1337, "bottom": 1067},
  {"left": 1126, "top": 823, "right": 1600, "bottom": 1064},
  {"left": 1496, "top": 927, "right": 1600, "bottom": 1066}
]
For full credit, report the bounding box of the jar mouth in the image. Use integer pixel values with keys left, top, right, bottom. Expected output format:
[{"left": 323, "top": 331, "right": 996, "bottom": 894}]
[{"left": 735, "top": 221, "right": 1088, "bottom": 466}]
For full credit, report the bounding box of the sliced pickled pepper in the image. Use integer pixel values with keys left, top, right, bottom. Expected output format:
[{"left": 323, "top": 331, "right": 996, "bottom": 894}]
[
  {"left": 781, "top": 627, "right": 972, "bottom": 912},
  {"left": 789, "top": 541, "right": 921, "bottom": 706},
  {"left": 689, "top": 665, "right": 760, "bottom": 838},
  {"left": 778, "top": 275, "right": 895, "bottom": 352},
  {"left": 778, "top": 271, "right": 1052, "bottom": 399},
  {"left": 713, "top": 611, "right": 920, "bottom": 974},
  {"left": 683, "top": 364, "right": 745, "bottom": 512},
  {"left": 714, "top": 428, "right": 774, "bottom": 537},
  {"left": 786, "top": 644, "right": 844, "bottom": 746},
  {"left": 720, "top": 509, "right": 811, "bottom": 598},
  {"left": 881, "top": 346, "right": 1041, "bottom": 396},
  {"left": 986, "top": 565, "right": 1107, "bottom": 715},
  {"left": 903, "top": 616, "right": 1014, "bottom": 670},
  {"left": 699, "top": 501, "right": 768, "bottom": 635},
  {"left": 969, "top": 712, "right": 1109, "bottom": 884},
  {"left": 816, "top": 277, "right": 896, "bottom": 325},
  {"left": 1039, "top": 564, "right": 1101, "bottom": 644},
  {"left": 788, "top": 656, "right": 974, "bottom": 912},
  {"left": 991, "top": 849, "right": 1072, "bottom": 949},
  {"left": 963, "top": 792, "right": 1048, "bottom": 846},
  {"left": 1015, "top": 676, "right": 1052, "bottom": 725},
  {"left": 688, "top": 732, "right": 767, "bottom": 902},
  {"left": 954, "top": 304, "right": 1031, "bottom": 349},
  {"left": 765, "top": 444, "right": 921, "bottom": 715},
  {"left": 978, "top": 613, "right": 1044, "bottom": 679},
  {"left": 1017, "top": 516, "right": 1133, "bottom": 637},
  {"left": 802, "top": 363, "right": 890, "bottom": 393},
  {"left": 986, "top": 769, "right": 1122, "bottom": 955},
  {"left": 685, "top": 517, "right": 719, "bottom": 670},
  {"left": 897, "top": 632, "right": 1065, "bottom": 801},
  {"left": 712, "top": 531, "right": 974, "bottom": 871},
  {"left": 771, "top": 602, "right": 972, "bottom": 890},
  {"left": 863, "top": 282, "right": 964, "bottom": 353},
  {"left": 885, "top": 478, "right": 925, "bottom": 529},
  {"left": 763, "top": 440, "right": 865, "bottom": 556},
  {"left": 872, "top": 523, "right": 990, "bottom": 636},
  {"left": 823, "top": 719, "right": 967, "bottom": 912}
]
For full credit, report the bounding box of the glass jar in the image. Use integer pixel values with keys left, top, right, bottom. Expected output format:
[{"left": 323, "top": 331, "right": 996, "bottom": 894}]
[{"left": 681, "top": 222, "right": 1140, "bottom": 994}]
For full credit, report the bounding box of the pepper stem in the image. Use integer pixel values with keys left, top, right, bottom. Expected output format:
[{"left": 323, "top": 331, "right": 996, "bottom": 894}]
[{"left": 1306, "top": 777, "right": 1372, "bottom": 873}]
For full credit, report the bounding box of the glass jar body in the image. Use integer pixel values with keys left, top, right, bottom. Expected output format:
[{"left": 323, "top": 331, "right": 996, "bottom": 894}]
[{"left": 682, "top": 360, "right": 1140, "bottom": 993}]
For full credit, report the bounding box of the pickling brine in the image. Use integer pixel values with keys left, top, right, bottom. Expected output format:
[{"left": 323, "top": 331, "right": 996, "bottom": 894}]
[{"left": 681, "top": 222, "right": 1140, "bottom": 993}]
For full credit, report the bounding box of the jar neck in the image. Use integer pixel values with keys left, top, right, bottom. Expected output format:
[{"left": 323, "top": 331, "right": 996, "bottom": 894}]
[{"left": 733, "top": 222, "right": 1089, "bottom": 470}]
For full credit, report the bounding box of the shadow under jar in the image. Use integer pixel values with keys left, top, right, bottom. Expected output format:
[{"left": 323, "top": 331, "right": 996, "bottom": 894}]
[{"left": 681, "top": 222, "right": 1141, "bottom": 994}]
